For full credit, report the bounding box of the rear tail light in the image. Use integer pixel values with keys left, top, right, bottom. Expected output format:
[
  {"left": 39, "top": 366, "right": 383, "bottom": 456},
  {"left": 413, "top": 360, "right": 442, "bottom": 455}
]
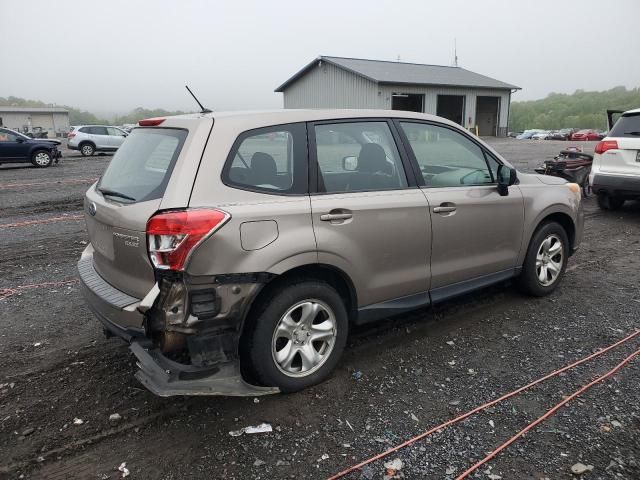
[
  {"left": 139, "top": 117, "right": 166, "bottom": 126},
  {"left": 67, "top": 132, "right": 76, "bottom": 138},
  {"left": 595, "top": 140, "right": 618, "bottom": 154},
  {"left": 146, "top": 209, "right": 230, "bottom": 271}
]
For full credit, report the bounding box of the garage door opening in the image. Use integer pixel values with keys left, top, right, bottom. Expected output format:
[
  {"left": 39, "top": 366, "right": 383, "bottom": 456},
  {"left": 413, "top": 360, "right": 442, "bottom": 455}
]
[
  {"left": 476, "top": 96, "right": 500, "bottom": 136},
  {"left": 392, "top": 93, "right": 424, "bottom": 113},
  {"left": 436, "top": 95, "right": 465, "bottom": 126}
]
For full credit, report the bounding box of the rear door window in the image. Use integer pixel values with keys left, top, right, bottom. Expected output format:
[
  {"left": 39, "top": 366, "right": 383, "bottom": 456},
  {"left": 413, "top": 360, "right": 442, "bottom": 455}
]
[
  {"left": 608, "top": 113, "right": 640, "bottom": 138},
  {"left": 313, "top": 121, "right": 408, "bottom": 193},
  {"left": 98, "top": 128, "right": 187, "bottom": 203},
  {"left": 223, "top": 123, "right": 307, "bottom": 194}
]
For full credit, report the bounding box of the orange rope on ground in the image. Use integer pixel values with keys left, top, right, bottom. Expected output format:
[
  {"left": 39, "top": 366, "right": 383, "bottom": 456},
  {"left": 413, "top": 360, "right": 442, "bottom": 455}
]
[
  {"left": 455, "top": 347, "right": 640, "bottom": 479},
  {"left": 0, "top": 279, "right": 79, "bottom": 299},
  {"left": 0, "top": 215, "right": 83, "bottom": 228},
  {"left": 327, "top": 330, "right": 640, "bottom": 480}
]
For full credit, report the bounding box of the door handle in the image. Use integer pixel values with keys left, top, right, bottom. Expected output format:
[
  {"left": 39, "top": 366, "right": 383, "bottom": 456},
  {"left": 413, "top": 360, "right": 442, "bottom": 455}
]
[
  {"left": 433, "top": 205, "right": 457, "bottom": 213},
  {"left": 320, "top": 213, "right": 353, "bottom": 221}
]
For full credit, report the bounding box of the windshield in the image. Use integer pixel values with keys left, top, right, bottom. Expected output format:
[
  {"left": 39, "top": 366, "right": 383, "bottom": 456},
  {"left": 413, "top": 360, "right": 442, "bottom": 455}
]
[
  {"left": 608, "top": 113, "right": 640, "bottom": 138},
  {"left": 98, "top": 127, "right": 187, "bottom": 203}
]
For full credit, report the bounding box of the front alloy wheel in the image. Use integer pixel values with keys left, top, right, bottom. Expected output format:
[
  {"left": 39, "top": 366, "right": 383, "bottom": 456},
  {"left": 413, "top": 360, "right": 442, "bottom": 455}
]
[
  {"left": 517, "top": 221, "right": 569, "bottom": 297},
  {"left": 535, "top": 234, "right": 563, "bottom": 286},
  {"left": 272, "top": 299, "right": 337, "bottom": 377},
  {"left": 32, "top": 151, "right": 52, "bottom": 167}
]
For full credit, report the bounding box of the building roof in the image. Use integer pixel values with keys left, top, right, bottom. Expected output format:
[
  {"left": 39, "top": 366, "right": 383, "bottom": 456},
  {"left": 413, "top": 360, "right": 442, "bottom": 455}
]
[
  {"left": 275, "top": 56, "right": 520, "bottom": 92},
  {"left": 0, "top": 106, "right": 69, "bottom": 114}
]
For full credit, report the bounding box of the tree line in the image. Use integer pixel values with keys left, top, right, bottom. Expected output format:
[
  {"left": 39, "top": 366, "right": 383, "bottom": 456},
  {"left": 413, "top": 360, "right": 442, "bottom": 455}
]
[
  {"left": 0, "top": 96, "right": 187, "bottom": 126},
  {"left": 509, "top": 86, "right": 640, "bottom": 132}
]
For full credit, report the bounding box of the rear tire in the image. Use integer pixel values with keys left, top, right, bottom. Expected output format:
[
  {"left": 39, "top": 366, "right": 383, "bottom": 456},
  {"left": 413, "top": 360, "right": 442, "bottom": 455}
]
[
  {"left": 80, "top": 143, "right": 95, "bottom": 156},
  {"left": 243, "top": 280, "right": 348, "bottom": 392},
  {"left": 31, "top": 150, "right": 52, "bottom": 168},
  {"left": 597, "top": 193, "right": 624, "bottom": 210},
  {"left": 517, "top": 222, "right": 569, "bottom": 297}
]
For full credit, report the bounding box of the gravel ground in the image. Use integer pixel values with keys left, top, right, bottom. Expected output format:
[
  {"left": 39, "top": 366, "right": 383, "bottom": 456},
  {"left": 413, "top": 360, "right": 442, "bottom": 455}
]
[{"left": 0, "top": 139, "right": 638, "bottom": 480}]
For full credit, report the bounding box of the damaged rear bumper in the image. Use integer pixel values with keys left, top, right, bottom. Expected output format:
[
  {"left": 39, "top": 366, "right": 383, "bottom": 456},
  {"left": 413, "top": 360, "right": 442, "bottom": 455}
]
[
  {"left": 130, "top": 341, "right": 278, "bottom": 397},
  {"left": 79, "top": 245, "right": 279, "bottom": 397}
]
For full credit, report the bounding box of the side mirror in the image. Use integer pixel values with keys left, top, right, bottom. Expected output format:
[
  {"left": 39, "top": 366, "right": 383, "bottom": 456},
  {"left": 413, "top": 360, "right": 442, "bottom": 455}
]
[
  {"left": 497, "top": 164, "right": 517, "bottom": 196},
  {"left": 15, "top": 136, "right": 25, "bottom": 143},
  {"left": 342, "top": 155, "right": 358, "bottom": 171}
]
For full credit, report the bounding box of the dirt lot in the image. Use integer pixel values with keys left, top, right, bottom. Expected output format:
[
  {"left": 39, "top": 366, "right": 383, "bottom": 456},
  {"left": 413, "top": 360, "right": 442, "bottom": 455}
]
[{"left": 1, "top": 139, "right": 638, "bottom": 480}]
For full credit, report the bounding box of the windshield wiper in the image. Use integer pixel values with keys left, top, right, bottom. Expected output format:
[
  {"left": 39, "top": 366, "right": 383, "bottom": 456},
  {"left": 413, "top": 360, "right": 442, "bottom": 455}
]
[
  {"left": 97, "top": 187, "right": 136, "bottom": 202},
  {"left": 624, "top": 131, "right": 640, "bottom": 136}
]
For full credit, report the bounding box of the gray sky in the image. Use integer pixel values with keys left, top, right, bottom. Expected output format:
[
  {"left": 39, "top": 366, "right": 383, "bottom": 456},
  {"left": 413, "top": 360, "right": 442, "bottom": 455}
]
[{"left": 1, "top": 0, "right": 639, "bottom": 117}]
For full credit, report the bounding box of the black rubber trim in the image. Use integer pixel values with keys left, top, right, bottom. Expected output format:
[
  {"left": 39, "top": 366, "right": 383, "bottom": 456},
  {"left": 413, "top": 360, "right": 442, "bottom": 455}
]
[
  {"left": 430, "top": 267, "right": 520, "bottom": 304},
  {"left": 77, "top": 256, "right": 139, "bottom": 309}
]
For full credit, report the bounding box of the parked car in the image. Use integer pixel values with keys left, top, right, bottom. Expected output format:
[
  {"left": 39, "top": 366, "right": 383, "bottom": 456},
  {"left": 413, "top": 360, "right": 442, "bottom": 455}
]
[
  {"left": 548, "top": 128, "right": 575, "bottom": 140},
  {"left": 570, "top": 129, "right": 600, "bottom": 141},
  {"left": 589, "top": 107, "right": 640, "bottom": 210},
  {"left": 0, "top": 127, "right": 61, "bottom": 167},
  {"left": 67, "top": 125, "right": 128, "bottom": 156},
  {"left": 532, "top": 130, "right": 552, "bottom": 140},
  {"left": 78, "top": 110, "right": 584, "bottom": 396},
  {"left": 516, "top": 130, "right": 540, "bottom": 139}
]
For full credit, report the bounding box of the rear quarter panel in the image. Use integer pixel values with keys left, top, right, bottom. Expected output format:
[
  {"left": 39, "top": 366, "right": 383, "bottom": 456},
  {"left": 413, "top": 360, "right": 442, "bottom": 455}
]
[{"left": 186, "top": 118, "right": 316, "bottom": 276}]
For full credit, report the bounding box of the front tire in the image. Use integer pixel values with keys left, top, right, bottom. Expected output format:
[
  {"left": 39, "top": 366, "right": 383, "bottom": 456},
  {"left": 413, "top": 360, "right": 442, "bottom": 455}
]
[
  {"left": 31, "top": 150, "right": 52, "bottom": 168},
  {"left": 80, "top": 143, "right": 95, "bottom": 156},
  {"left": 243, "top": 280, "right": 348, "bottom": 392},
  {"left": 517, "top": 222, "right": 569, "bottom": 297},
  {"left": 597, "top": 193, "right": 624, "bottom": 210}
]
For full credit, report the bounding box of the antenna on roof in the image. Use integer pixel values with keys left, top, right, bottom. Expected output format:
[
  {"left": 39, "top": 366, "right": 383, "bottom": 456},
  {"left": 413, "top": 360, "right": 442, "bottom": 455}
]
[
  {"left": 452, "top": 39, "right": 459, "bottom": 67},
  {"left": 396, "top": 54, "right": 401, "bottom": 62},
  {"left": 185, "top": 85, "right": 212, "bottom": 114}
]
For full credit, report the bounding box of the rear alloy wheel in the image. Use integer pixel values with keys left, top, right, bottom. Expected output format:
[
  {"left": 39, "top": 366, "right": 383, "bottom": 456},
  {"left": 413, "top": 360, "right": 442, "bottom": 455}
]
[
  {"left": 244, "top": 281, "right": 348, "bottom": 392},
  {"left": 272, "top": 299, "right": 337, "bottom": 377},
  {"left": 517, "top": 222, "right": 568, "bottom": 297},
  {"left": 31, "top": 150, "right": 52, "bottom": 168},
  {"left": 597, "top": 193, "right": 624, "bottom": 210},
  {"left": 80, "top": 143, "right": 95, "bottom": 156}
]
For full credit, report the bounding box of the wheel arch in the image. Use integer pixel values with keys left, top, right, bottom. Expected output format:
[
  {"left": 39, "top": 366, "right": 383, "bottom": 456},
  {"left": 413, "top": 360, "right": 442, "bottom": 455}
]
[
  {"left": 521, "top": 210, "right": 576, "bottom": 264},
  {"left": 79, "top": 140, "right": 96, "bottom": 149},
  {"left": 246, "top": 263, "right": 358, "bottom": 327}
]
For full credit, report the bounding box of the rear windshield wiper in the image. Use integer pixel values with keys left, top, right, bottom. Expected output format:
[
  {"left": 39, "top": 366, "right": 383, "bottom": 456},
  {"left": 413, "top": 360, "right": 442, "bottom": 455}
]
[
  {"left": 623, "top": 131, "right": 640, "bottom": 136},
  {"left": 97, "top": 187, "right": 136, "bottom": 202}
]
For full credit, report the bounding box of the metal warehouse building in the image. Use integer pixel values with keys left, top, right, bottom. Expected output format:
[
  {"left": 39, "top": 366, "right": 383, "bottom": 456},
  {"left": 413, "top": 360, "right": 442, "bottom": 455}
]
[
  {"left": 0, "top": 106, "right": 70, "bottom": 138},
  {"left": 275, "top": 56, "right": 520, "bottom": 136}
]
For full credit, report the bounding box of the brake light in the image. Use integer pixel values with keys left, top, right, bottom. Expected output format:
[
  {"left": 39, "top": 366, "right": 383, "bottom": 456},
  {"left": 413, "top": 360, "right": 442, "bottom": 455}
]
[
  {"left": 146, "top": 209, "right": 230, "bottom": 271},
  {"left": 138, "top": 117, "right": 165, "bottom": 126},
  {"left": 595, "top": 140, "right": 618, "bottom": 154},
  {"left": 67, "top": 132, "right": 76, "bottom": 138}
]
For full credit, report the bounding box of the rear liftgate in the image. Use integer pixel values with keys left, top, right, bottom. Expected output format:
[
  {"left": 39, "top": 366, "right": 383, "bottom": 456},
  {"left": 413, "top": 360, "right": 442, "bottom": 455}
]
[{"left": 131, "top": 208, "right": 278, "bottom": 396}]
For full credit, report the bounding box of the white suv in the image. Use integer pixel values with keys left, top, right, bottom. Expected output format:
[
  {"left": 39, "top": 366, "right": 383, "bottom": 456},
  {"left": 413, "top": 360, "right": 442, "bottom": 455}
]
[
  {"left": 590, "top": 108, "right": 640, "bottom": 210},
  {"left": 67, "top": 125, "right": 128, "bottom": 156}
]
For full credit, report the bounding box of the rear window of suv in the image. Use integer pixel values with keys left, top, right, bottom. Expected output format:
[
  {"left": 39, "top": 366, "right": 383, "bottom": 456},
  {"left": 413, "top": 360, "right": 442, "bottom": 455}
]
[
  {"left": 608, "top": 113, "right": 640, "bottom": 138},
  {"left": 98, "top": 128, "right": 187, "bottom": 203}
]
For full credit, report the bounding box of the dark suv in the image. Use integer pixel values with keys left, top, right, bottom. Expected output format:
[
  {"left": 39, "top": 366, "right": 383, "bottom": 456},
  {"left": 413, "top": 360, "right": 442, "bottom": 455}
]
[{"left": 0, "top": 127, "right": 61, "bottom": 167}]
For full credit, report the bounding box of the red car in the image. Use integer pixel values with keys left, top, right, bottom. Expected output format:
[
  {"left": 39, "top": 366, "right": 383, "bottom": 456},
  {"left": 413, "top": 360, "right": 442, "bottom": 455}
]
[{"left": 570, "top": 129, "right": 600, "bottom": 141}]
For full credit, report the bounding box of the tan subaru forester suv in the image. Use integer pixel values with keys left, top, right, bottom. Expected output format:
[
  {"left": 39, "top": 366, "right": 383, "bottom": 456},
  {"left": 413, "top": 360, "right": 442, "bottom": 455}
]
[{"left": 78, "top": 110, "right": 583, "bottom": 396}]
